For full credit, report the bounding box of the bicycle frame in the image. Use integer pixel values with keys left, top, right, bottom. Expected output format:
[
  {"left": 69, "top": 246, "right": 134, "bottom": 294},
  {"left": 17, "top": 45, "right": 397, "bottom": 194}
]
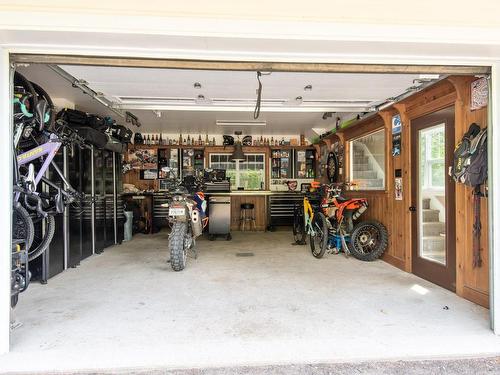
[
  {"left": 303, "top": 196, "right": 317, "bottom": 236},
  {"left": 16, "top": 135, "right": 62, "bottom": 187}
]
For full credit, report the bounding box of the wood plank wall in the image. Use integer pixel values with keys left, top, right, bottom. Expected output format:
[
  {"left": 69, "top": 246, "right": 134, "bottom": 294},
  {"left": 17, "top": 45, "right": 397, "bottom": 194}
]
[
  {"left": 229, "top": 195, "right": 267, "bottom": 231},
  {"left": 322, "top": 77, "right": 489, "bottom": 307}
]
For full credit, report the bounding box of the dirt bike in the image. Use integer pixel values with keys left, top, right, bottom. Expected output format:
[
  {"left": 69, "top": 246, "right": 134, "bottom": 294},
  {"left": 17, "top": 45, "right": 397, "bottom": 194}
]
[
  {"left": 161, "top": 171, "right": 207, "bottom": 271},
  {"left": 294, "top": 183, "right": 388, "bottom": 261}
]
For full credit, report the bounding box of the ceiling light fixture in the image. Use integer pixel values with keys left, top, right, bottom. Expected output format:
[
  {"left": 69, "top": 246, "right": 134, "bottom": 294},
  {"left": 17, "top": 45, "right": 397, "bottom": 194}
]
[
  {"left": 194, "top": 82, "right": 202, "bottom": 89},
  {"left": 304, "top": 84, "right": 313, "bottom": 91},
  {"left": 153, "top": 110, "right": 162, "bottom": 118},
  {"left": 216, "top": 120, "right": 267, "bottom": 127}
]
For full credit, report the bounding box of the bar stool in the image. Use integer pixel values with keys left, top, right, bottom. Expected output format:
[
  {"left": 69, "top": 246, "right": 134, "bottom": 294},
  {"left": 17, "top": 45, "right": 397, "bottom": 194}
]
[{"left": 240, "top": 203, "right": 256, "bottom": 231}]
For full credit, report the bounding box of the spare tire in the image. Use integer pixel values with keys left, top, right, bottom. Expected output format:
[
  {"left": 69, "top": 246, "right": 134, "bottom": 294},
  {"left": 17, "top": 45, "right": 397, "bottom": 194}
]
[{"left": 348, "top": 220, "right": 388, "bottom": 261}]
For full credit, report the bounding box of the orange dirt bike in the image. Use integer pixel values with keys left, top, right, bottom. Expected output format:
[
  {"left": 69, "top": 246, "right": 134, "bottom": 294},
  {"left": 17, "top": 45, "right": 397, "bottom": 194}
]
[{"left": 293, "top": 183, "right": 388, "bottom": 261}]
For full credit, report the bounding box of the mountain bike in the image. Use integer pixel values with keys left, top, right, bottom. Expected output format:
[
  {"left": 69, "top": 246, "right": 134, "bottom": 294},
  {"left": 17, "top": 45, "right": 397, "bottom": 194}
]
[{"left": 292, "top": 183, "right": 327, "bottom": 251}]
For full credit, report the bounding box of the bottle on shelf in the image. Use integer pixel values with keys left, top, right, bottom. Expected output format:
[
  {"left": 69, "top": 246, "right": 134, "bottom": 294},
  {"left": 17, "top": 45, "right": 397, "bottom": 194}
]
[
  {"left": 159, "top": 133, "right": 163, "bottom": 145},
  {"left": 146, "top": 134, "right": 151, "bottom": 145},
  {"left": 198, "top": 134, "right": 202, "bottom": 146},
  {"left": 212, "top": 137, "right": 216, "bottom": 146},
  {"left": 179, "top": 133, "right": 183, "bottom": 145},
  {"left": 187, "top": 135, "right": 191, "bottom": 146},
  {"left": 154, "top": 134, "right": 159, "bottom": 145},
  {"left": 205, "top": 134, "right": 209, "bottom": 145}
]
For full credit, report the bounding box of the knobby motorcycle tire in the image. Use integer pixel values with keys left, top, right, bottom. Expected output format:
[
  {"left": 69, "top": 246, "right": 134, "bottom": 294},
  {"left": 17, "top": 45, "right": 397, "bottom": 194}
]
[
  {"left": 13, "top": 205, "right": 35, "bottom": 251},
  {"left": 169, "top": 222, "right": 187, "bottom": 271},
  {"left": 310, "top": 212, "right": 329, "bottom": 259},
  {"left": 28, "top": 214, "right": 56, "bottom": 261},
  {"left": 348, "top": 220, "right": 388, "bottom": 261}
]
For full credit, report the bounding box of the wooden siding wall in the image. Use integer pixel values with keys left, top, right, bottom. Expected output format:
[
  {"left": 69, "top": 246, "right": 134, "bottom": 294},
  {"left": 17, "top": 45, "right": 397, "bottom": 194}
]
[
  {"left": 229, "top": 195, "right": 267, "bottom": 231},
  {"left": 323, "top": 77, "right": 489, "bottom": 307}
]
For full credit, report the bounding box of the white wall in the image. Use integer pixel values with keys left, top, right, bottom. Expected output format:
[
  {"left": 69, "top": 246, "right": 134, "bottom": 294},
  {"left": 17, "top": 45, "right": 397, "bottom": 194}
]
[
  {"left": 1, "top": 0, "right": 500, "bottom": 28},
  {"left": 0, "top": 48, "right": 12, "bottom": 355}
]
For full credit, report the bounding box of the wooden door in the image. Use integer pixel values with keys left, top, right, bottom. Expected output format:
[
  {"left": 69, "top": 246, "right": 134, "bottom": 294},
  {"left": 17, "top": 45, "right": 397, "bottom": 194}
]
[{"left": 411, "top": 106, "right": 456, "bottom": 291}]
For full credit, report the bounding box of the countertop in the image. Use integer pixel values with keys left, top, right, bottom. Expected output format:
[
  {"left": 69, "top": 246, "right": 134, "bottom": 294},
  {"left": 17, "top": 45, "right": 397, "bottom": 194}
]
[
  {"left": 123, "top": 190, "right": 305, "bottom": 197},
  {"left": 207, "top": 190, "right": 304, "bottom": 196}
]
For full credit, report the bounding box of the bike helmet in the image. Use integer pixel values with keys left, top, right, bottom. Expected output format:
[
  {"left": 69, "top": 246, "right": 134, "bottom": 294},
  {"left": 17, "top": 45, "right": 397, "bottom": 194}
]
[
  {"left": 133, "top": 132, "right": 143, "bottom": 144},
  {"left": 242, "top": 135, "right": 252, "bottom": 146},
  {"left": 223, "top": 135, "right": 234, "bottom": 146}
]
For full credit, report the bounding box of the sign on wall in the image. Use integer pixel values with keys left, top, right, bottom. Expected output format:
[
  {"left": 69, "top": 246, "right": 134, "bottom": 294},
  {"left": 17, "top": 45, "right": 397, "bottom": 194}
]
[
  {"left": 395, "top": 177, "right": 403, "bottom": 201},
  {"left": 128, "top": 148, "right": 158, "bottom": 170},
  {"left": 471, "top": 77, "right": 488, "bottom": 110},
  {"left": 391, "top": 114, "right": 402, "bottom": 157}
]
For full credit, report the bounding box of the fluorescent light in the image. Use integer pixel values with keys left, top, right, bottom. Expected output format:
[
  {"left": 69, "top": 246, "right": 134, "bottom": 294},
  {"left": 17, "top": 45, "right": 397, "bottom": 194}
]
[
  {"left": 216, "top": 120, "right": 266, "bottom": 127},
  {"left": 113, "top": 96, "right": 374, "bottom": 113}
]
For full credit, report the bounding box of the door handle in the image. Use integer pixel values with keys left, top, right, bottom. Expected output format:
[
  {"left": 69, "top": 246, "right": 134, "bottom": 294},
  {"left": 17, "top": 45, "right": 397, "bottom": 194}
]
[{"left": 409, "top": 206, "right": 416, "bottom": 212}]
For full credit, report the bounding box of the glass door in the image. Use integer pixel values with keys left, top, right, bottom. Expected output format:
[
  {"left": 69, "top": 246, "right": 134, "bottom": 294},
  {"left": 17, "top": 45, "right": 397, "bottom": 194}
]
[{"left": 411, "top": 107, "right": 456, "bottom": 291}]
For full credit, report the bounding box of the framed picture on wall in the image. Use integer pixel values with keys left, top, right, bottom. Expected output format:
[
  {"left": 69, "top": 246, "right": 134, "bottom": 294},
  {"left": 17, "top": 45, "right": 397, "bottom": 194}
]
[
  {"left": 471, "top": 77, "right": 488, "bottom": 110},
  {"left": 140, "top": 169, "right": 158, "bottom": 180},
  {"left": 128, "top": 148, "right": 158, "bottom": 169}
]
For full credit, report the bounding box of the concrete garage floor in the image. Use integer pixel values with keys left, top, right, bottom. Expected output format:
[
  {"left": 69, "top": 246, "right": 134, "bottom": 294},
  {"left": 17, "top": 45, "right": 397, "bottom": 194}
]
[{"left": 2, "top": 231, "right": 500, "bottom": 373}]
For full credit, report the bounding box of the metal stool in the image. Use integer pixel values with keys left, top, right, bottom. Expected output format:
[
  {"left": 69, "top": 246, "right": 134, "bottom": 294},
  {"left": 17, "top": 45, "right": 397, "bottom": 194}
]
[{"left": 240, "top": 203, "right": 256, "bottom": 231}]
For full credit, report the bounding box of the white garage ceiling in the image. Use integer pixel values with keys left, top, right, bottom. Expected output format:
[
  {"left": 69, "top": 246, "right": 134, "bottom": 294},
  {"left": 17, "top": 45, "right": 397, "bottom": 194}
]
[{"left": 18, "top": 64, "right": 428, "bottom": 135}]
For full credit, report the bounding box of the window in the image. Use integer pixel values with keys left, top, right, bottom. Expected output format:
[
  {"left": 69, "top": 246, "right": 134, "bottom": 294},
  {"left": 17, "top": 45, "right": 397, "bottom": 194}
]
[
  {"left": 209, "top": 153, "right": 265, "bottom": 190},
  {"left": 419, "top": 124, "right": 445, "bottom": 190},
  {"left": 349, "top": 129, "right": 385, "bottom": 190}
]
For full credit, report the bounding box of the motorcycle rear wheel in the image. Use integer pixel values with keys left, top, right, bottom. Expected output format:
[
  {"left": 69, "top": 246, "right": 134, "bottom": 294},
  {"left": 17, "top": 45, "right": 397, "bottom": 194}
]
[
  {"left": 309, "top": 212, "right": 328, "bottom": 258},
  {"left": 348, "top": 220, "right": 388, "bottom": 261},
  {"left": 169, "top": 222, "right": 187, "bottom": 271}
]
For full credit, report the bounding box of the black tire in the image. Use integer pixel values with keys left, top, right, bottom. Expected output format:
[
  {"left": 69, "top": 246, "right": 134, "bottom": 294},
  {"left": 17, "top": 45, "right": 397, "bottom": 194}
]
[
  {"left": 309, "top": 212, "right": 329, "bottom": 258},
  {"left": 226, "top": 233, "right": 232, "bottom": 241},
  {"left": 348, "top": 220, "right": 388, "bottom": 261},
  {"left": 11, "top": 294, "right": 19, "bottom": 309},
  {"left": 169, "top": 222, "right": 187, "bottom": 271},
  {"left": 13, "top": 205, "right": 35, "bottom": 250},
  {"left": 28, "top": 214, "right": 56, "bottom": 261},
  {"left": 292, "top": 202, "right": 306, "bottom": 245},
  {"left": 327, "top": 152, "right": 339, "bottom": 183}
]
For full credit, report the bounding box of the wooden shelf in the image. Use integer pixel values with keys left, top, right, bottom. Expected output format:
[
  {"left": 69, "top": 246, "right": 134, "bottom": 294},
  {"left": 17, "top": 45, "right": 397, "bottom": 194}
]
[{"left": 129, "top": 144, "right": 315, "bottom": 151}]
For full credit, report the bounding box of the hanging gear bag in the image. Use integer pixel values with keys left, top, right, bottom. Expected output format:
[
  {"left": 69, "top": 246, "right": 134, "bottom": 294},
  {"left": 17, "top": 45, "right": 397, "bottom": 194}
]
[{"left": 450, "top": 122, "right": 488, "bottom": 267}]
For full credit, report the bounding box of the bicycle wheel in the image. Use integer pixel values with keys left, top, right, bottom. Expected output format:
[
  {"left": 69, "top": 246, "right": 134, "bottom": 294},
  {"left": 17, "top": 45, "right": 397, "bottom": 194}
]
[
  {"left": 28, "top": 214, "right": 56, "bottom": 261},
  {"left": 12, "top": 205, "right": 35, "bottom": 250},
  {"left": 309, "top": 212, "right": 329, "bottom": 258},
  {"left": 292, "top": 202, "right": 306, "bottom": 245}
]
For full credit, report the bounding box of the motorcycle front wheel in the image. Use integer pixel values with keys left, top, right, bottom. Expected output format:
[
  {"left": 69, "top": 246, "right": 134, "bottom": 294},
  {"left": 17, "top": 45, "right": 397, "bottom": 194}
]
[
  {"left": 309, "top": 212, "right": 328, "bottom": 258},
  {"left": 169, "top": 222, "right": 187, "bottom": 271},
  {"left": 348, "top": 220, "right": 388, "bottom": 261}
]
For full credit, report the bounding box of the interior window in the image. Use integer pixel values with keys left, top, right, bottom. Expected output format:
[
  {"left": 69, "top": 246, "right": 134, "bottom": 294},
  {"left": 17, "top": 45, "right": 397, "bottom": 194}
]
[
  {"left": 420, "top": 124, "right": 445, "bottom": 190},
  {"left": 209, "top": 153, "right": 265, "bottom": 190},
  {"left": 349, "top": 129, "right": 385, "bottom": 190}
]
